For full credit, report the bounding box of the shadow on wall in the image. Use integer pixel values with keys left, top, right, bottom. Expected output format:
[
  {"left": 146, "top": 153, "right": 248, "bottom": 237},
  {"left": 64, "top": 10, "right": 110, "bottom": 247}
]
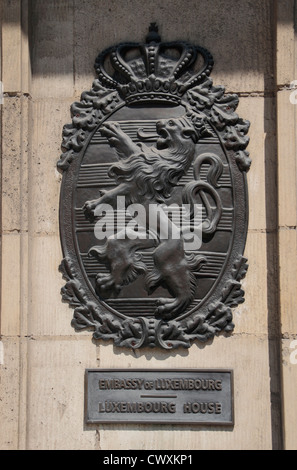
[{"left": 23, "top": 0, "right": 277, "bottom": 93}]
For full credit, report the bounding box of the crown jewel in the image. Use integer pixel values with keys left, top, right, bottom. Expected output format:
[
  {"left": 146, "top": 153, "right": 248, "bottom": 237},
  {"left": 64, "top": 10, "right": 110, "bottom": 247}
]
[{"left": 95, "top": 24, "right": 214, "bottom": 105}]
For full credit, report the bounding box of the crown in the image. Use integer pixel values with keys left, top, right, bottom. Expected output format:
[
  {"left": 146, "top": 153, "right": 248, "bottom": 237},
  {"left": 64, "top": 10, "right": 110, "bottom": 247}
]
[{"left": 94, "top": 24, "right": 214, "bottom": 105}]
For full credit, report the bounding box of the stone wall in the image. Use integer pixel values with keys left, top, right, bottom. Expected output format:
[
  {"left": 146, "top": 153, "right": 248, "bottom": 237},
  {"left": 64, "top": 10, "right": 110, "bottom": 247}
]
[{"left": 0, "top": 0, "right": 296, "bottom": 450}]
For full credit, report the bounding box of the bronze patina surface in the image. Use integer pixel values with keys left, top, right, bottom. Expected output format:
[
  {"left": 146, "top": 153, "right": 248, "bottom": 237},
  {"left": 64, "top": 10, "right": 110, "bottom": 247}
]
[{"left": 58, "top": 25, "right": 250, "bottom": 350}]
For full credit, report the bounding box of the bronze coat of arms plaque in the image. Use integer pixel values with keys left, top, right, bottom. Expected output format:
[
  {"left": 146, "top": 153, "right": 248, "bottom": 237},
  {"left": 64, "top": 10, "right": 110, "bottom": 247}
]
[{"left": 58, "top": 25, "right": 251, "bottom": 350}]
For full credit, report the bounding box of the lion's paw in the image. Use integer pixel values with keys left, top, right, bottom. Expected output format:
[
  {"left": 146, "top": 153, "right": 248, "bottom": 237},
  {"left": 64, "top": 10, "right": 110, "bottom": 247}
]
[
  {"left": 83, "top": 201, "right": 95, "bottom": 221},
  {"left": 95, "top": 273, "right": 121, "bottom": 296}
]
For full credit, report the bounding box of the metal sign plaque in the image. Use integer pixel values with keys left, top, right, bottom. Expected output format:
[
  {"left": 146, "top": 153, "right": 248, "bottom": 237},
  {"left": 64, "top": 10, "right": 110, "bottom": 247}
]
[
  {"left": 85, "top": 369, "right": 234, "bottom": 425},
  {"left": 58, "top": 24, "right": 250, "bottom": 350}
]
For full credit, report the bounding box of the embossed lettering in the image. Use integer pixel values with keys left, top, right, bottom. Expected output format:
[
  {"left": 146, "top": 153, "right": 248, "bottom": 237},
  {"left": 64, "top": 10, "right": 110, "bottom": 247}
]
[
  {"left": 98, "top": 401, "right": 176, "bottom": 413},
  {"left": 98, "top": 378, "right": 144, "bottom": 390},
  {"left": 183, "top": 402, "right": 222, "bottom": 414},
  {"left": 155, "top": 378, "right": 222, "bottom": 390}
]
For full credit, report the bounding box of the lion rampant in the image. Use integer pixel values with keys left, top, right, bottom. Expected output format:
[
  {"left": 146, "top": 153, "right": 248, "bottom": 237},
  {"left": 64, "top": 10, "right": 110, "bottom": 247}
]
[{"left": 83, "top": 116, "right": 222, "bottom": 319}]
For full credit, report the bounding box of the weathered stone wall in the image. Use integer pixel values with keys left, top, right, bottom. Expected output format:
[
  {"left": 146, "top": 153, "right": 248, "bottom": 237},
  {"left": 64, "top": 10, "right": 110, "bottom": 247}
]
[{"left": 0, "top": 0, "right": 296, "bottom": 450}]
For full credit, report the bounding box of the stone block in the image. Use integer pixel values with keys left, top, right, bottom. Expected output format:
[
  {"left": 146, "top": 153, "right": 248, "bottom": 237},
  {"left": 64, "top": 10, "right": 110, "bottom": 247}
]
[
  {"left": 1, "top": 234, "right": 21, "bottom": 336},
  {"left": 277, "top": 90, "right": 297, "bottom": 229},
  {"left": 278, "top": 229, "right": 297, "bottom": 333},
  {"left": 276, "top": 0, "right": 297, "bottom": 86},
  {"left": 1, "top": 0, "right": 22, "bottom": 92},
  {"left": 29, "top": 0, "right": 74, "bottom": 99},
  {"left": 28, "top": 235, "right": 78, "bottom": 336},
  {"left": 235, "top": 231, "right": 272, "bottom": 335},
  {"left": 1, "top": 96, "right": 29, "bottom": 233},
  {"left": 29, "top": 98, "right": 74, "bottom": 236},
  {"left": 236, "top": 96, "right": 277, "bottom": 233},
  {"left": 25, "top": 337, "right": 97, "bottom": 450},
  {"left": 281, "top": 337, "right": 297, "bottom": 450},
  {"left": 0, "top": 338, "right": 20, "bottom": 449}
]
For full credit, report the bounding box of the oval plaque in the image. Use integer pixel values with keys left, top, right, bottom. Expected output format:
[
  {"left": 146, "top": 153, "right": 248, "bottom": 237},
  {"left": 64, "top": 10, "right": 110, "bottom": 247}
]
[{"left": 58, "top": 25, "right": 251, "bottom": 350}]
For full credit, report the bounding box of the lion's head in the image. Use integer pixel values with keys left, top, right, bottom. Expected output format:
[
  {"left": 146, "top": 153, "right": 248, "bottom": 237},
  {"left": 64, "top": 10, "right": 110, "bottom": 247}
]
[{"left": 156, "top": 117, "right": 200, "bottom": 151}]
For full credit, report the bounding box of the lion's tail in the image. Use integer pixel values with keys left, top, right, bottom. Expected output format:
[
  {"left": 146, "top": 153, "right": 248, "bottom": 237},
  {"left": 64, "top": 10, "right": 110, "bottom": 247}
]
[{"left": 182, "top": 180, "right": 222, "bottom": 235}]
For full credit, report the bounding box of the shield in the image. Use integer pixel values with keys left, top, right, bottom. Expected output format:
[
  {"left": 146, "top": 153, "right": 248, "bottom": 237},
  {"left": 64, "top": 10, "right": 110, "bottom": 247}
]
[{"left": 58, "top": 25, "right": 251, "bottom": 350}]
